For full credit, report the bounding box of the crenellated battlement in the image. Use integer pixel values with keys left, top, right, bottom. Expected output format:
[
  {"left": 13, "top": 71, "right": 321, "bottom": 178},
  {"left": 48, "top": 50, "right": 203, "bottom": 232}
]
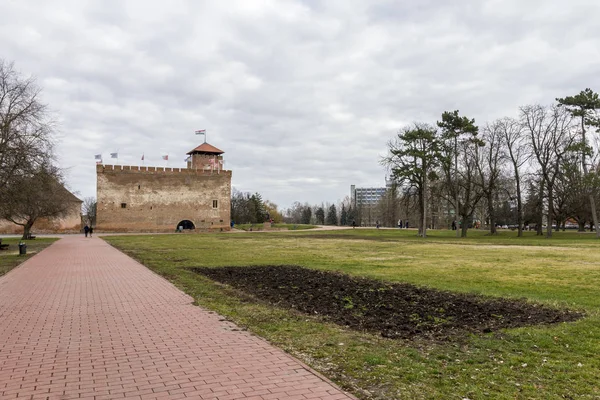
[{"left": 96, "top": 164, "right": 232, "bottom": 176}]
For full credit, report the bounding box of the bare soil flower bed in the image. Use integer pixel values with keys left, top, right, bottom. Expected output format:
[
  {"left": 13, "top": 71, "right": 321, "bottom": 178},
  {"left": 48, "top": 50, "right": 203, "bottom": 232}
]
[{"left": 190, "top": 265, "right": 582, "bottom": 340}]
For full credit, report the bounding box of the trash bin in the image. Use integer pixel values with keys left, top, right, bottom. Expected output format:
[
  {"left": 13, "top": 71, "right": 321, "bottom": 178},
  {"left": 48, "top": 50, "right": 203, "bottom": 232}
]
[{"left": 19, "top": 242, "right": 27, "bottom": 255}]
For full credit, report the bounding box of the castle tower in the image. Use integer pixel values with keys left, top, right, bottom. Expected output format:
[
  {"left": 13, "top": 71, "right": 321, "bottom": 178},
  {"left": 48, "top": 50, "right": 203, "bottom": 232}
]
[
  {"left": 96, "top": 142, "right": 231, "bottom": 232},
  {"left": 187, "top": 142, "right": 225, "bottom": 171}
]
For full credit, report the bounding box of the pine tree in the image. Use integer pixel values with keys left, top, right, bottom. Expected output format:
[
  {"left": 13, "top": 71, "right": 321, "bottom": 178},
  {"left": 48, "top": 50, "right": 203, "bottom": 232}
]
[
  {"left": 557, "top": 88, "right": 600, "bottom": 237},
  {"left": 340, "top": 204, "right": 348, "bottom": 226},
  {"left": 326, "top": 204, "right": 338, "bottom": 225},
  {"left": 315, "top": 207, "right": 325, "bottom": 225},
  {"left": 301, "top": 206, "right": 312, "bottom": 224}
]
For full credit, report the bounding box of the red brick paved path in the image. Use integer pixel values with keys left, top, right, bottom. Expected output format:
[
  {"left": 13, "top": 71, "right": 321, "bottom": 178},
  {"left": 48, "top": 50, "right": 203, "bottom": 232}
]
[{"left": 0, "top": 237, "right": 355, "bottom": 400}]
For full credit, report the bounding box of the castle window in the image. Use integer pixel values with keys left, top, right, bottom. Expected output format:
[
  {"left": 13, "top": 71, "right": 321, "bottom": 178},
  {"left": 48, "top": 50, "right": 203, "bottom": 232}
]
[
  {"left": 212, "top": 200, "right": 218, "bottom": 208},
  {"left": 121, "top": 203, "right": 127, "bottom": 209}
]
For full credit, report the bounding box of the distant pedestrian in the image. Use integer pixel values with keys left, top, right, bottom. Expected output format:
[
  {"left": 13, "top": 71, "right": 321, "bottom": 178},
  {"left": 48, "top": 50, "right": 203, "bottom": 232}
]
[
  {"left": 89, "top": 226, "right": 93, "bottom": 238},
  {"left": 451, "top": 220, "right": 456, "bottom": 231},
  {"left": 398, "top": 219, "right": 402, "bottom": 229},
  {"left": 352, "top": 220, "right": 356, "bottom": 229},
  {"left": 376, "top": 221, "right": 380, "bottom": 229},
  {"left": 405, "top": 220, "right": 409, "bottom": 229},
  {"left": 84, "top": 225, "right": 89, "bottom": 237}
]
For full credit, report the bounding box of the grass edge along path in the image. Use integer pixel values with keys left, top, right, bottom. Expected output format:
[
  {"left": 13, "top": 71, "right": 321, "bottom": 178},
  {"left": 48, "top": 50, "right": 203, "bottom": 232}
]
[
  {"left": 104, "top": 231, "right": 600, "bottom": 400},
  {"left": 0, "top": 237, "right": 58, "bottom": 277}
]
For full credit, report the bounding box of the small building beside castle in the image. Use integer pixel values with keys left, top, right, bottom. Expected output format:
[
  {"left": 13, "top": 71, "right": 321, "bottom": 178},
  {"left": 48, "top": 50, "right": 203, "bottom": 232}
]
[
  {"left": 96, "top": 142, "right": 231, "bottom": 232},
  {"left": 0, "top": 187, "right": 82, "bottom": 234}
]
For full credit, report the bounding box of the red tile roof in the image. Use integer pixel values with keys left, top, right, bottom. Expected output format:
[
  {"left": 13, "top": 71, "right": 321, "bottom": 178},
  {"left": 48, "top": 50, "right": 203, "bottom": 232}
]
[{"left": 186, "top": 142, "right": 224, "bottom": 155}]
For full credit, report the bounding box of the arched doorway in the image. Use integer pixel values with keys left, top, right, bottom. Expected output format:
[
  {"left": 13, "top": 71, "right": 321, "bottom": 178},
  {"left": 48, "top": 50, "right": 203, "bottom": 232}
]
[{"left": 176, "top": 220, "right": 195, "bottom": 230}]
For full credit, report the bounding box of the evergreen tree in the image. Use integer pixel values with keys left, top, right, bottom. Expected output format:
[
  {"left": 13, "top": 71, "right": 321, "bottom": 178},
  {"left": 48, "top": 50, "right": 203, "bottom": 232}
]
[
  {"left": 347, "top": 206, "right": 355, "bottom": 226},
  {"left": 315, "top": 207, "right": 325, "bottom": 224},
  {"left": 437, "top": 110, "right": 482, "bottom": 237},
  {"left": 301, "top": 205, "right": 312, "bottom": 224},
  {"left": 383, "top": 123, "right": 439, "bottom": 237},
  {"left": 250, "top": 192, "right": 266, "bottom": 222},
  {"left": 340, "top": 204, "right": 348, "bottom": 226},
  {"left": 326, "top": 204, "right": 338, "bottom": 225},
  {"left": 557, "top": 88, "right": 600, "bottom": 237}
]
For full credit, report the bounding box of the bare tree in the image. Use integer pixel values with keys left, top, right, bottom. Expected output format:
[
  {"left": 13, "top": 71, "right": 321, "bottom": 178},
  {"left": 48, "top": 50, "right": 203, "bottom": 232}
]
[
  {"left": 82, "top": 197, "right": 97, "bottom": 226},
  {"left": 521, "top": 105, "right": 576, "bottom": 238},
  {"left": 475, "top": 121, "right": 506, "bottom": 235},
  {"left": 0, "top": 163, "right": 72, "bottom": 239},
  {"left": 499, "top": 117, "right": 529, "bottom": 236},
  {"left": 0, "top": 60, "right": 55, "bottom": 196}
]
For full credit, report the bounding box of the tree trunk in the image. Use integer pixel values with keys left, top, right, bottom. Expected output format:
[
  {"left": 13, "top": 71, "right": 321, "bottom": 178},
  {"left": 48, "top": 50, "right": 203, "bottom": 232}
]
[
  {"left": 421, "top": 173, "right": 427, "bottom": 238},
  {"left": 461, "top": 215, "right": 469, "bottom": 237},
  {"left": 487, "top": 192, "right": 497, "bottom": 235},
  {"left": 22, "top": 221, "right": 34, "bottom": 240},
  {"left": 536, "top": 179, "right": 544, "bottom": 236},
  {"left": 590, "top": 195, "right": 599, "bottom": 235},
  {"left": 578, "top": 220, "right": 586, "bottom": 232},
  {"left": 455, "top": 136, "right": 460, "bottom": 238},
  {"left": 515, "top": 165, "right": 523, "bottom": 237},
  {"left": 546, "top": 186, "right": 553, "bottom": 238},
  {"left": 580, "top": 117, "right": 600, "bottom": 238}
]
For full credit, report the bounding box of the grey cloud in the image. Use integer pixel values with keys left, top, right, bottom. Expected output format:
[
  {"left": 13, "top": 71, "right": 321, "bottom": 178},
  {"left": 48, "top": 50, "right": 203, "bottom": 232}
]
[{"left": 2, "top": 0, "right": 599, "bottom": 209}]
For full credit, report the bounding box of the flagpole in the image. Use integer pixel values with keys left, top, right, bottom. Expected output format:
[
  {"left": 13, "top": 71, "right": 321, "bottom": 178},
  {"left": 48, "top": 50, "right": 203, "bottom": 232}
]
[{"left": 195, "top": 129, "right": 207, "bottom": 143}]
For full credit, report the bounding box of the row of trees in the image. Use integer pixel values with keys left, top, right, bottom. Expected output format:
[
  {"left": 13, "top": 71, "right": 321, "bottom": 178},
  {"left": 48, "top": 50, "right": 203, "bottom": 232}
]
[
  {"left": 284, "top": 201, "right": 360, "bottom": 226},
  {"left": 230, "top": 189, "right": 284, "bottom": 224},
  {"left": 382, "top": 89, "right": 600, "bottom": 238},
  {"left": 0, "top": 60, "right": 74, "bottom": 239}
]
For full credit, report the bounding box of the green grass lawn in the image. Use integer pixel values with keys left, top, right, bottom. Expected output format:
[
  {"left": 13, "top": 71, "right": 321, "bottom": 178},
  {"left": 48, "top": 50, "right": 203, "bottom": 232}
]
[
  {"left": 105, "top": 229, "right": 600, "bottom": 399},
  {"left": 0, "top": 237, "right": 58, "bottom": 277},
  {"left": 234, "top": 223, "right": 316, "bottom": 231}
]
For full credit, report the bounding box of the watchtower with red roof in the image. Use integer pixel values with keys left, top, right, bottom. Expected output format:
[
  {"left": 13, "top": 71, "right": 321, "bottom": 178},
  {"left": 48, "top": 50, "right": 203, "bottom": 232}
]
[{"left": 186, "top": 142, "right": 225, "bottom": 171}]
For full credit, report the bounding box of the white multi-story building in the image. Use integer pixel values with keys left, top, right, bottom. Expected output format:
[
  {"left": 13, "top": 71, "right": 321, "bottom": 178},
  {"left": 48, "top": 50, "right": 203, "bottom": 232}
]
[{"left": 350, "top": 185, "right": 387, "bottom": 207}]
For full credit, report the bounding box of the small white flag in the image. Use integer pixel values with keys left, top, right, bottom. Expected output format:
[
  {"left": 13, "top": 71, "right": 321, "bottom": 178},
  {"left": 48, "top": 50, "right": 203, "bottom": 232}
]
[{"left": 195, "top": 129, "right": 206, "bottom": 135}]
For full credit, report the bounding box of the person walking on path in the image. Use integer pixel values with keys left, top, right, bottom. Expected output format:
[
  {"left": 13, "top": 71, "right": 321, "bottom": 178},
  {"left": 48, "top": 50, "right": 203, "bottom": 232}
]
[
  {"left": 89, "top": 226, "right": 93, "bottom": 238},
  {"left": 398, "top": 219, "right": 402, "bottom": 229},
  {"left": 84, "top": 225, "right": 89, "bottom": 237}
]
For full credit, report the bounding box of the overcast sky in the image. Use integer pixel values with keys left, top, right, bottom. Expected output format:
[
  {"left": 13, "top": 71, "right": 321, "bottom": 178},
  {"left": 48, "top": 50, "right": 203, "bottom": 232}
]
[{"left": 3, "top": 0, "right": 599, "bottom": 209}]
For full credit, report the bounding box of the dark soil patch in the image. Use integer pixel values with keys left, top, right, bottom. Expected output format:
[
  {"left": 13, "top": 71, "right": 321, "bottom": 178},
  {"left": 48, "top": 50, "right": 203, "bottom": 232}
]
[{"left": 190, "top": 265, "right": 583, "bottom": 340}]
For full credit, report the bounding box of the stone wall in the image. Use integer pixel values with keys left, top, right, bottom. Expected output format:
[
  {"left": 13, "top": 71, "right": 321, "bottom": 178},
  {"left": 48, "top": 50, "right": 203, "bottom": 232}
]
[{"left": 96, "top": 164, "right": 231, "bottom": 232}]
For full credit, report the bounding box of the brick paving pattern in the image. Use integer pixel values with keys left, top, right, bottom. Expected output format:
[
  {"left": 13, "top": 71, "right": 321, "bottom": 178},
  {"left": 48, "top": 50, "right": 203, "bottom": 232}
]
[{"left": 0, "top": 237, "right": 355, "bottom": 400}]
